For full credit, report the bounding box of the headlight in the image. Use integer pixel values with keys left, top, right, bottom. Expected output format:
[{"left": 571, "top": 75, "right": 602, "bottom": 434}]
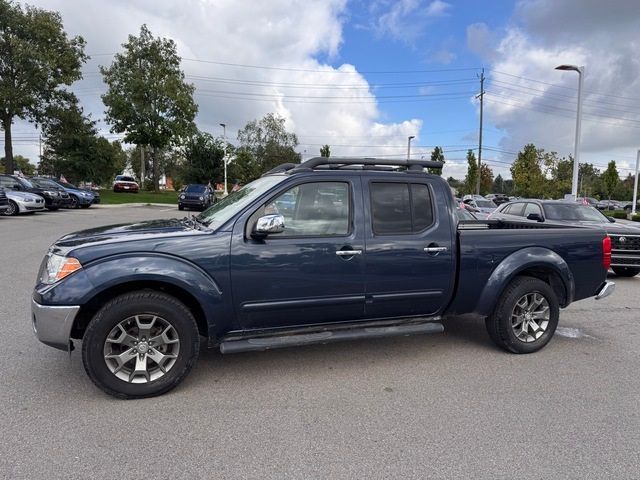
[
  {"left": 44, "top": 190, "right": 58, "bottom": 197},
  {"left": 41, "top": 254, "right": 82, "bottom": 284},
  {"left": 199, "top": 196, "right": 204, "bottom": 201},
  {"left": 180, "top": 194, "right": 185, "bottom": 199}
]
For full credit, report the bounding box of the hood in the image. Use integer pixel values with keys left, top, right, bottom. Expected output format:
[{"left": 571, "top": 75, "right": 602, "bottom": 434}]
[
  {"left": 52, "top": 218, "right": 206, "bottom": 254},
  {"left": 7, "top": 190, "right": 42, "bottom": 201}
]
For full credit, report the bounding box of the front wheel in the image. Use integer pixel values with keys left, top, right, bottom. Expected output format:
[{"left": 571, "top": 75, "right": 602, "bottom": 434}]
[
  {"left": 69, "top": 195, "right": 79, "bottom": 209},
  {"left": 485, "top": 276, "right": 559, "bottom": 354},
  {"left": 82, "top": 291, "right": 200, "bottom": 399},
  {"left": 612, "top": 266, "right": 640, "bottom": 277},
  {"left": 3, "top": 200, "right": 18, "bottom": 216}
]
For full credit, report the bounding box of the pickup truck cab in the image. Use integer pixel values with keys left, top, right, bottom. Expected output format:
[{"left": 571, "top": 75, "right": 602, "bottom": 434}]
[{"left": 32, "top": 157, "right": 615, "bottom": 398}]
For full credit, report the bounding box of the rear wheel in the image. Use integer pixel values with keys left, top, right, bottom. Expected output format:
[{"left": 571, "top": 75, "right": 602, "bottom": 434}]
[
  {"left": 612, "top": 266, "right": 640, "bottom": 277},
  {"left": 82, "top": 291, "right": 200, "bottom": 399},
  {"left": 486, "top": 276, "right": 559, "bottom": 354}
]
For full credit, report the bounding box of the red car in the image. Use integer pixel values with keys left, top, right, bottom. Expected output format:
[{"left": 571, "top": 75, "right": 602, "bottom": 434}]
[{"left": 112, "top": 175, "right": 139, "bottom": 193}]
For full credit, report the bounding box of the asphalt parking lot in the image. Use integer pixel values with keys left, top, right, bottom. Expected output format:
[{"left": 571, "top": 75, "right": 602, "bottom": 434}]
[{"left": 1, "top": 205, "right": 639, "bottom": 479}]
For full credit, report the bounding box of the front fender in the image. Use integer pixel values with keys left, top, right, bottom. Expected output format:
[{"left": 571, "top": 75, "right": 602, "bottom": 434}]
[
  {"left": 35, "top": 253, "right": 223, "bottom": 335},
  {"left": 474, "top": 247, "right": 574, "bottom": 317}
]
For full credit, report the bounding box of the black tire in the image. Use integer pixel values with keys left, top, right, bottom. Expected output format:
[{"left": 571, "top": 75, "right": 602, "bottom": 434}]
[
  {"left": 46, "top": 206, "right": 59, "bottom": 211},
  {"left": 485, "top": 276, "right": 559, "bottom": 354},
  {"left": 80, "top": 204, "right": 91, "bottom": 209},
  {"left": 612, "top": 266, "right": 640, "bottom": 277},
  {"left": 82, "top": 291, "right": 200, "bottom": 399},
  {"left": 4, "top": 200, "right": 18, "bottom": 216},
  {"left": 178, "top": 204, "right": 184, "bottom": 211},
  {"left": 69, "top": 195, "right": 79, "bottom": 209}
]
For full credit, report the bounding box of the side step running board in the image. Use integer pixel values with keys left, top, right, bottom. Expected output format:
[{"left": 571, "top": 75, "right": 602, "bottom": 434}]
[{"left": 219, "top": 321, "right": 444, "bottom": 354}]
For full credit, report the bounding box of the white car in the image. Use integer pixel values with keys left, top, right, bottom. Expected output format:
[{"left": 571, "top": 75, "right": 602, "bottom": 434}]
[{"left": 2, "top": 190, "right": 46, "bottom": 216}]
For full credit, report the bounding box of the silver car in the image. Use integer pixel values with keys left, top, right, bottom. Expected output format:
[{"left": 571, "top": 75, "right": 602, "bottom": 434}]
[{"left": 2, "top": 190, "right": 46, "bottom": 216}]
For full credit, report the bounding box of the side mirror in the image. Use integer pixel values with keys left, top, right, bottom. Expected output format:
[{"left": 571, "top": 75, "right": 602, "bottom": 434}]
[
  {"left": 13, "top": 184, "right": 22, "bottom": 190},
  {"left": 527, "top": 213, "right": 544, "bottom": 222},
  {"left": 608, "top": 217, "right": 616, "bottom": 223},
  {"left": 252, "top": 214, "right": 285, "bottom": 238}
]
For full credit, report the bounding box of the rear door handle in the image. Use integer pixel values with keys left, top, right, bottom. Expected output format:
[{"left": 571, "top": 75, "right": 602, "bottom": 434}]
[
  {"left": 424, "top": 246, "right": 448, "bottom": 253},
  {"left": 336, "top": 250, "right": 362, "bottom": 256}
]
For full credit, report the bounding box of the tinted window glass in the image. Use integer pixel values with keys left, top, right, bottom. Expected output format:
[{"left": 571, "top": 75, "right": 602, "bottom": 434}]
[
  {"left": 371, "top": 183, "right": 412, "bottom": 234},
  {"left": 185, "top": 184, "right": 206, "bottom": 193},
  {"left": 523, "top": 203, "right": 542, "bottom": 217},
  {"left": 505, "top": 202, "right": 525, "bottom": 216},
  {"left": 543, "top": 204, "right": 609, "bottom": 223},
  {"left": 267, "top": 182, "right": 350, "bottom": 236},
  {"left": 412, "top": 183, "right": 434, "bottom": 231}
]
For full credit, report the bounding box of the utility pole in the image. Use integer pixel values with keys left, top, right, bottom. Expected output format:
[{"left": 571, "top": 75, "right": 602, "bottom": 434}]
[
  {"left": 407, "top": 135, "right": 415, "bottom": 160},
  {"left": 476, "top": 68, "right": 485, "bottom": 195},
  {"left": 633, "top": 149, "right": 639, "bottom": 216},
  {"left": 140, "top": 146, "right": 145, "bottom": 186},
  {"left": 220, "top": 123, "right": 227, "bottom": 196}
]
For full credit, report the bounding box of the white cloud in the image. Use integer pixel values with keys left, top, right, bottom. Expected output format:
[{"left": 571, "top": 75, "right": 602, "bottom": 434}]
[
  {"left": 469, "top": 1, "right": 640, "bottom": 177},
  {"left": 371, "top": 0, "right": 451, "bottom": 44},
  {"left": 6, "top": 0, "right": 424, "bottom": 169}
]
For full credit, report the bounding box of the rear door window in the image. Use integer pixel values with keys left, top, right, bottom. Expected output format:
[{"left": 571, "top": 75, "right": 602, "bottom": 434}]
[{"left": 370, "top": 182, "right": 434, "bottom": 235}]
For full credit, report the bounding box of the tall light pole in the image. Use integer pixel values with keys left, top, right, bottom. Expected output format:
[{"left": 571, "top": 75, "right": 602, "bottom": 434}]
[
  {"left": 633, "top": 149, "right": 639, "bottom": 216},
  {"left": 220, "top": 123, "right": 227, "bottom": 196},
  {"left": 407, "top": 135, "right": 415, "bottom": 160},
  {"left": 555, "top": 64, "right": 584, "bottom": 201}
]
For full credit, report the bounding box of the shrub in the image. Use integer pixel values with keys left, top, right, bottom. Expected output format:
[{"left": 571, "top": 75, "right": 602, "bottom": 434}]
[
  {"left": 613, "top": 211, "right": 628, "bottom": 219},
  {"left": 632, "top": 214, "right": 640, "bottom": 222}
]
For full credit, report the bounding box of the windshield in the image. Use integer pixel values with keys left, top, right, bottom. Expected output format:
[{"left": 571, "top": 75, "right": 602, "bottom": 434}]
[
  {"left": 544, "top": 204, "right": 609, "bottom": 223},
  {"left": 475, "top": 200, "right": 496, "bottom": 208},
  {"left": 15, "top": 177, "right": 34, "bottom": 188},
  {"left": 185, "top": 184, "right": 206, "bottom": 193},
  {"left": 196, "top": 176, "right": 287, "bottom": 228},
  {"left": 31, "top": 178, "right": 60, "bottom": 189},
  {"left": 59, "top": 181, "right": 77, "bottom": 189},
  {"left": 116, "top": 176, "right": 135, "bottom": 182}
]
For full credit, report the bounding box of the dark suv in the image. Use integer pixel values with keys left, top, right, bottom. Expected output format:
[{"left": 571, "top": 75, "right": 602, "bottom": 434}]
[
  {"left": 0, "top": 187, "right": 8, "bottom": 215},
  {"left": 178, "top": 184, "right": 215, "bottom": 211},
  {"left": 0, "top": 174, "right": 70, "bottom": 210}
]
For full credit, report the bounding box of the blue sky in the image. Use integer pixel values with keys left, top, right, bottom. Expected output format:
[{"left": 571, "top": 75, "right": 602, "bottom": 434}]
[{"left": 6, "top": 0, "right": 640, "bottom": 181}]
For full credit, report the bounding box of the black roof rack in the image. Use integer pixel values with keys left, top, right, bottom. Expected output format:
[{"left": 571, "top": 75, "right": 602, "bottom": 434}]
[{"left": 289, "top": 156, "right": 444, "bottom": 174}]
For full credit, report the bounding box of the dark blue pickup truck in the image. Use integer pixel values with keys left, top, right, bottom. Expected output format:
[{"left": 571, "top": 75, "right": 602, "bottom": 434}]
[{"left": 32, "top": 157, "right": 615, "bottom": 398}]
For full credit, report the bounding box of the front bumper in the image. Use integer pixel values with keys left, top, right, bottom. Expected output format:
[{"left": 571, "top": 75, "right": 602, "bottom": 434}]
[
  {"left": 15, "top": 198, "right": 45, "bottom": 213},
  {"left": 595, "top": 281, "right": 615, "bottom": 300},
  {"left": 31, "top": 298, "right": 80, "bottom": 351}
]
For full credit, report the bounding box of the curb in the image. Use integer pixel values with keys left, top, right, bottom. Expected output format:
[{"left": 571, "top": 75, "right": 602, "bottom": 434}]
[{"left": 94, "top": 203, "right": 178, "bottom": 208}]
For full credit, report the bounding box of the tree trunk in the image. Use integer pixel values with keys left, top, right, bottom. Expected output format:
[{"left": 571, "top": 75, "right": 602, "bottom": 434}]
[
  {"left": 152, "top": 146, "right": 159, "bottom": 192},
  {"left": 2, "top": 117, "right": 14, "bottom": 175}
]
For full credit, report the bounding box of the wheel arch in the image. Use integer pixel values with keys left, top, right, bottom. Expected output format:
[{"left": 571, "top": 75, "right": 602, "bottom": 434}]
[
  {"left": 474, "top": 247, "right": 574, "bottom": 317},
  {"left": 71, "top": 280, "right": 209, "bottom": 341}
]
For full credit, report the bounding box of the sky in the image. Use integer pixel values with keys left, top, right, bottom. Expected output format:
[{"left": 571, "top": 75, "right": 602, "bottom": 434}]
[{"left": 5, "top": 0, "right": 640, "bottom": 180}]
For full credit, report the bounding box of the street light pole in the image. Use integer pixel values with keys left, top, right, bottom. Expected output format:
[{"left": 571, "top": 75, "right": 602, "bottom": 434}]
[
  {"left": 407, "top": 135, "right": 415, "bottom": 160},
  {"left": 220, "top": 123, "right": 227, "bottom": 196},
  {"left": 555, "top": 64, "right": 584, "bottom": 201},
  {"left": 632, "top": 149, "right": 639, "bottom": 216}
]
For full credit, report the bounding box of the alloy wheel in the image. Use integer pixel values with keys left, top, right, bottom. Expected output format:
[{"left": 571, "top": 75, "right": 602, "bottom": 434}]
[
  {"left": 103, "top": 314, "right": 180, "bottom": 383},
  {"left": 510, "top": 292, "right": 550, "bottom": 343}
]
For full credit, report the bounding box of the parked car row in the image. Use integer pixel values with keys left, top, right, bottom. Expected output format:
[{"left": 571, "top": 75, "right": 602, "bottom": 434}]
[
  {"left": 0, "top": 174, "right": 100, "bottom": 217},
  {"left": 488, "top": 198, "right": 640, "bottom": 277}
]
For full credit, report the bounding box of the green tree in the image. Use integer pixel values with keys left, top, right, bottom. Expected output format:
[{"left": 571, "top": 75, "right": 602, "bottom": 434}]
[
  {"left": 0, "top": 0, "right": 87, "bottom": 174},
  {"left": 602, "top": 160, "right": 619, "bottom": 200},
  {"left": 510, "top": 144, "right": 545, "bottom": 198},
  {"left": 492, "top": 173, "right": 504, "bottom": 193},
  {"left": 228, "top": 149, "right": 262, "bottom": 185},
  {"left": 320, "top": 144, "right": 330, "bottom": 157},
  {"left": 578, "top": 163, "right": 601, "bottom": 198},
  {"left": 480, "top": 163, "right": 493, "bottom": 195},
  {"left": 1, "top": 154, "right": 34, "bottom": 175},
  {"left": 235, "top": 113, "right": 300, "bottom": 181},
  {"left": 542, "top": 151, "right": 572, "bottom": 198},
  {"left": 100, "top": 24, "right": 197, "bottom": 191},
  {"left": 463, "top": 149, "right": 478, "bottom": 195},
  {"left": 428, "top": 146, "right": 445, "bottom": 175},
  {"left": 39, "top": 96, "right": 125, "bottom": 184},
  {"left": 180, "top": 131, "right": 226, "bottom": 185}
]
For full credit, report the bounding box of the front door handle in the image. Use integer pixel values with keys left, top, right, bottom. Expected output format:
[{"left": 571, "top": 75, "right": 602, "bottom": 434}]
[
  {"left": 424, "top": 246, "right": 448, "bottom": 253},
  {"left": 336, "top": 250, "right": 362, "bottom": 256}
]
